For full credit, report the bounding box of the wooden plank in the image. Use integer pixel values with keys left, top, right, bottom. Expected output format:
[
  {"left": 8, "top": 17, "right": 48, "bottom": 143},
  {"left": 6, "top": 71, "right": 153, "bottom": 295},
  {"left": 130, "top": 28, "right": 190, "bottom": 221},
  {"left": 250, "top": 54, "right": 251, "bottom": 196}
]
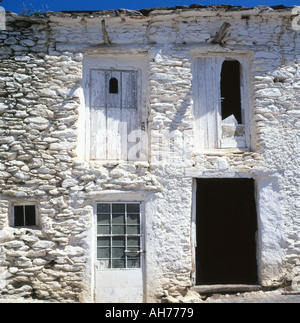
[
  {"left": 121, "top": 108, "right": 133, "bottom": 161},
  {"left": 120, "top": 110, "right": 128, "bottom": 161},
  {"left": 192, "top": 284, "right": 262, "bottom": 294},
  {"left": 101, "top": 19, "right": 111, "bottom": 45},
  {"left": 282, "top": 291, "right": 300, "bottom": 295},
  {"left": 212, "top": 22, "right": 231, "bottom": 44},
  {"left": 196, "top": 57, "right": 221, "bottom": 149},
  {"left": 106, "top": 107, "right": 121, "bottom": 160},
  {"left": 122, "top": 70, "right": 146, "bottom": 161},
  {"left": 90, "top": 107, "right": 107, "bottom": 160},
  {"left": 121, "top": 71, "right": 137, "bottom": 109},
  {"left": 90, "top": 70, "right": 106, "bottom": 108},
  {"left": 215, "top": 57, "right": 224, "bottom": 148},
  {"left": 90, "top": 70, "right": 107, "bottom": 160},
  {"left": 196, "top": 58, "right": 209, "bottom": 150},
  {"left": 205, "top": 57, "right": 217, "bottom": 149}
]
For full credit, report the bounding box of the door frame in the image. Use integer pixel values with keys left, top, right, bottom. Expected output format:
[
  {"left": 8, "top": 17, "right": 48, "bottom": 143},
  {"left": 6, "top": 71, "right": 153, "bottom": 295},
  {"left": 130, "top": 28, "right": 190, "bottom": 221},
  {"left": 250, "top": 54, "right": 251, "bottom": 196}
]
[
  {"left": 192, "top": 176, "right": 261, "bottom": 286},
  {"left": 92, "top": 199, "right": 146, "bottom": 303}
]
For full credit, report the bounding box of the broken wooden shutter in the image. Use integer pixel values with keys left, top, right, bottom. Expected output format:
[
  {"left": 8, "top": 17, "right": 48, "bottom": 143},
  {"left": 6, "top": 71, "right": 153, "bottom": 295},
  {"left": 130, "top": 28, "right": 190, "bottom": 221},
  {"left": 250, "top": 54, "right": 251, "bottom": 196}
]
[
  {"left": 194, "top": 57, "right": 248, "bottom": 150},
  {"left": 90, "top": 69, "right": 143, "bottom": 161},
  {"left": 90, "top": 70, "right": 107, "bottom": 159},
  {"left": 194, "top": 57, "right": 223, "bottom": 149}
]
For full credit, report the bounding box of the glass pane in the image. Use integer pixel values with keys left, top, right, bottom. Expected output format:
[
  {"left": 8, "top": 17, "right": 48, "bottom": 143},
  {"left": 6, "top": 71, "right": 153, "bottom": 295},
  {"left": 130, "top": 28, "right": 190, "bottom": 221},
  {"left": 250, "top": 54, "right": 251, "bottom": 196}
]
[
  {"left": 127, "top": 237, "right": 140, "bottom": 247},
  {"left": 112, "top": 213, "right": 125, "bottom": 224},
  {"left": 127, "top": 204, "right": 140, "bottom": 213},
  {"left": 112, "top": 225, "right": 125, "bottom": 234},
  {"left": 112, "top": 203, "right": 125, "bottom": 213},
  {"left": 112, "top": 236, "right": 125, "bottom": 247},
  {"left": 97, "top": 225, "right": 110, "bottom": 234},
  {"left": 127, "top": 258, "right": 140, "bottom": 268},
  {"left": 127, "top": 225, "right": 140, "bottom": 235},
  {"left": 97, "top": 203, "right": 110, "bottom": 213},
  {"left": 97, "top": 237, "right": 110, "bottom": 247},
  {"left": 127, "top": 213, "right": 139, "bottom": 225},
  {"left": 14, "top": 206, "right": 24, "bottom": 227},
  {"left": 25, "top": 205, "right": 36, "bottom": 226},
  {"left": 112, "top": 259, "right": 125, "bottom": 269},
  {"left": 112, "top": 247, "right": 124, "bottom": 258},
  {"left": 97, "top": 214, "right": 110, "bottom": 225},
  {"left": 97, "top": 247, "right": 110, "bottom": 258}
]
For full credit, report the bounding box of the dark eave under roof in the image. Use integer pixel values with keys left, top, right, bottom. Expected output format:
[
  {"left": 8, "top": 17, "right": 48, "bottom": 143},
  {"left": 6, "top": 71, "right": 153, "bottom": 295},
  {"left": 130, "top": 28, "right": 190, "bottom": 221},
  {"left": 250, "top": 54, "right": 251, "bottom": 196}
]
[
  {"left": 58, "top": 4, "right": 290, "bottom": 16},
  {"left": 6, "top": 4, "right": 293, "bottom": 21}
]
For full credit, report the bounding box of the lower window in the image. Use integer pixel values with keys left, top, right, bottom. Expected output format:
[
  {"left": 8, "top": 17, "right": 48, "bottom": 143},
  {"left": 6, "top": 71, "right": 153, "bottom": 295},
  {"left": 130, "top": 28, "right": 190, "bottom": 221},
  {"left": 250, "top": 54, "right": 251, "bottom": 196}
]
[
  {"left": 14, "top": 205, "right": 36, "bottom": 227},
  {"left": 96, "top": 202, "right": 141, "bottom": 269}
]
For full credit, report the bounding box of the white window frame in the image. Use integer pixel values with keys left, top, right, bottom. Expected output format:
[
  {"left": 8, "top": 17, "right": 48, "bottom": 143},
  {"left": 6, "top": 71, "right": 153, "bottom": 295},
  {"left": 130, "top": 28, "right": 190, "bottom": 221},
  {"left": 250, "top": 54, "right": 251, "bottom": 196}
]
[
  {"left": 95, "top": 201, "right": 144, "bottom": 270},
  {"left": 193, "top": 54, "right": 251, "bottom": 151}
]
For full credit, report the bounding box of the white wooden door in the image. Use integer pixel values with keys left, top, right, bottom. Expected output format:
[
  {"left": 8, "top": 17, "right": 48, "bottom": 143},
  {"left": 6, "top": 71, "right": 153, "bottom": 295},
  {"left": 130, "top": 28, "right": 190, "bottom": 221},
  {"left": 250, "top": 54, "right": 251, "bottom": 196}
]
[
  {"left": 89, "top": 69, "right": 146, "bottom": 161},
  {"left": 95, "top": 202, "right": 144, "bottom": 303}
]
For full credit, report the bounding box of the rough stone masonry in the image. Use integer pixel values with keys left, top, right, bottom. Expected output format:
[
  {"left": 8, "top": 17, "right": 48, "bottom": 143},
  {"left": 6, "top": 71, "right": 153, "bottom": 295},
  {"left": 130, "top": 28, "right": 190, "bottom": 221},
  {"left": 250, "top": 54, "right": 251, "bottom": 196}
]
[{"left": 0, "top": 4, "right": 299, "bottom": 302}]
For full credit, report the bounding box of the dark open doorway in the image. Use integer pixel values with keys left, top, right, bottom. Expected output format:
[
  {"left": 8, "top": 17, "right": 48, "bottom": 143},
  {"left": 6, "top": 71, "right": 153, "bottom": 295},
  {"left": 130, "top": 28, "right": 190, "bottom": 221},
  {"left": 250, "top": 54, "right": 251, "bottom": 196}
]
[{"left": 195, "top": 178, "right": 258, "bottom": 285}]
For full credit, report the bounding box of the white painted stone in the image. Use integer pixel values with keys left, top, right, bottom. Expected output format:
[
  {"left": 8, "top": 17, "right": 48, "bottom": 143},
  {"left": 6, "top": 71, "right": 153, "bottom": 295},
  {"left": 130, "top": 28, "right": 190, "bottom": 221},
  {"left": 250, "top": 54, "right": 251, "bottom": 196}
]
[
  {"left": 13, "top": 73, "right": 32, "bottom": 84},
  {"left": 32, "top": 241, "right": 56, "bottom": 250},
  {"left": 256, "top": 88, "right": 282, "bottom": 97},
  {"left": 0, "top": 8, "right": 299, "bottom": 304}
]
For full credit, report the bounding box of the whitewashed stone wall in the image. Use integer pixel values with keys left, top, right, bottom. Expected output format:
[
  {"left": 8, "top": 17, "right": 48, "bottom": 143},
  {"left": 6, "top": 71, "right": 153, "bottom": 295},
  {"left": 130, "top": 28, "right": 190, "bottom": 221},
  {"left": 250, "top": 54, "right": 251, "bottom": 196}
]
[{"left": 0, "top": 6, "right": 299, "bottom": 302}]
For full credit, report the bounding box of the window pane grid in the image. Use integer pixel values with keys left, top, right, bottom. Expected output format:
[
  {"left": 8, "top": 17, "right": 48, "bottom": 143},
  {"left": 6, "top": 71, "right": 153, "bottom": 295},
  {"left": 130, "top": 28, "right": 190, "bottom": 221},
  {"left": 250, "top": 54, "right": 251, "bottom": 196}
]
[
  {"left": 14, "top": 205, "right": 36, "bottom": 227},
  {"left": 97, "top": 203, "right": 141, "bottom": 269}
]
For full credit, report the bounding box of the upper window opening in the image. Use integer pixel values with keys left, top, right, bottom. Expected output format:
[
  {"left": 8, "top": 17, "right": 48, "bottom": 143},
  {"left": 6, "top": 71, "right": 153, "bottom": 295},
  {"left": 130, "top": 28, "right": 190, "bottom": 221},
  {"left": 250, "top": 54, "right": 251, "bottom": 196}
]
[
  {"left": 220, "top": 60, "right": 242, "bottom": 124},
  {"left": 109, "top": 77, "right": 119, "bottom": 94},
  {"left": 194, "top": 56, "right": 249, "bottom": 150},
  {"left": 14, "top": 205, "right": 36, "bottom": 227}
]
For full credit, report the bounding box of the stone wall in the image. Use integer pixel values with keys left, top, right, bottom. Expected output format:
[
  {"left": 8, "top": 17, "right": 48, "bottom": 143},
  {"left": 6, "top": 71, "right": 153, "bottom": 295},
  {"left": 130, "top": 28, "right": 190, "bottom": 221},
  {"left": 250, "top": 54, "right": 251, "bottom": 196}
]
[{"left": 0, "top": 6, "right": 299, "bottom": 302}]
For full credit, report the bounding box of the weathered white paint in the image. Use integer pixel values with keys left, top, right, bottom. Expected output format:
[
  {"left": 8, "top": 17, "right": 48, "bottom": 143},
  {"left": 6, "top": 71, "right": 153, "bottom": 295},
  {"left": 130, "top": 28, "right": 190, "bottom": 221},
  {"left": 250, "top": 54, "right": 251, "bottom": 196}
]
[
  {"left": 256, "top": 177, "right": 286, "bottom": 286},
  {"left": 0, "top": 7, "right": 299, "bottom": 303},
  {"left": 95, "top": 269, "right": 144, "bottom": 303},
  {"left": 82, "top": 55, "right": 148, "bottom": 163},
  {"left": 193, "top": 54, "right": 251, "bottom": 150}
]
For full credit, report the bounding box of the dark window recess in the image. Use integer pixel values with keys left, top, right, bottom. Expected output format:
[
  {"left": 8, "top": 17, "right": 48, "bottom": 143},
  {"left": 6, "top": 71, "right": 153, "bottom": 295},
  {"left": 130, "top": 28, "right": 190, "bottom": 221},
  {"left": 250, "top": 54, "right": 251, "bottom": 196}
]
[
  {"left": 109, "top": 77, "right": 119, "bottom": 94},
  {"left": 14, "top": 205, "right": 36, "bottom": 227},
  {"left": 220, "top": 60, "right": 242, "bottom": 124}
]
